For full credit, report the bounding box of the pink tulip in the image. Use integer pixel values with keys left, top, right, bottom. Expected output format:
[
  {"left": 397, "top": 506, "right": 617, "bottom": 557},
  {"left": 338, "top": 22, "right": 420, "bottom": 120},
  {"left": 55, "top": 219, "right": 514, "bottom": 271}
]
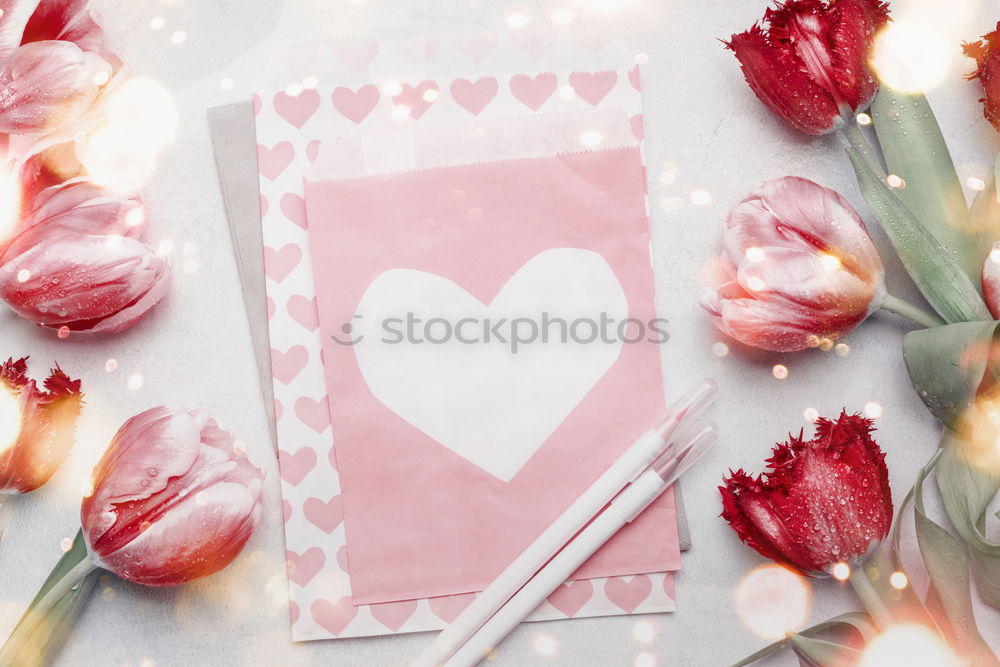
[
  {"left": 0, "top": 180, "right": 167, "bottom": 334},
  {"left": 701, "top": 176, "right": 885, "bottom": 352},
  {"left": 0, "top": 40, "right": 111, "bottom": 134},
  {"left": 0, "top": 356, "right": 82, "bottom": 494},
  {"left": 0, "top": 0, "right": 116, "bottom": 135},
  {"left": 81, "top": 407, "right": 264, "bottom": 587}
]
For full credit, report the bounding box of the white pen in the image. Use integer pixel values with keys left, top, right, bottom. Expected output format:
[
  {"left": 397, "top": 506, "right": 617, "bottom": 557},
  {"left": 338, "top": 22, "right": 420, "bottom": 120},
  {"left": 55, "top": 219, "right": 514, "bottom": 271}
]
[
  {"left": 445, "top": 422, "right": 719, "bottom": 667},
  {"left": 410, "top": 379, "right": 718, "bottom": 667}
]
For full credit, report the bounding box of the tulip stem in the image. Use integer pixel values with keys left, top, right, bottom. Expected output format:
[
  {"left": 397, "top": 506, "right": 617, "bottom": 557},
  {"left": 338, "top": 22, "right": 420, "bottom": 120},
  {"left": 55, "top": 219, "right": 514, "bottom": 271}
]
[
  {"left": 0, "top": 556, "right": 98, "bottom": 664},
  {"left": 841, "top": 119, "right": 885, "bottom": 178},
  {"left": 880, "top": 293, "right": 945, "bottom": 328},
  {"left": 848, "top": 552, "right": 896, "bottom": 630}
]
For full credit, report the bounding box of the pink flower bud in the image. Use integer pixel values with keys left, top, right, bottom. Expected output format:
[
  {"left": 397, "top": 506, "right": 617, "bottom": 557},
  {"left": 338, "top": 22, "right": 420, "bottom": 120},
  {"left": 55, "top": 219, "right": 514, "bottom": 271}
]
[
  {"left": 0, "top": 40, "right": 111, "bottom": 134},
  {"left": 701, "top": 176, "right": 885, "bottom": 352},
  {"left": 0, "top": 181, "right": 168, "bottom": 334},
  {"left": 81, "top": 407, "right": 264, "bottom": 587},
  {"left": 0, "top": 356, "right": 82, "bottom": 494},
  {"left": 724, "top": 0, "right": 889, "bottom": 135}
]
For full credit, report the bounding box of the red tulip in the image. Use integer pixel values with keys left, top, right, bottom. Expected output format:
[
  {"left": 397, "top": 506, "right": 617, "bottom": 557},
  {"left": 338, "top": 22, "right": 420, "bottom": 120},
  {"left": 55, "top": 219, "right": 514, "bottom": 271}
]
[
  {"left": 963, "top": 22, "right": 1000, "bottom": 132},
  {"left": 81, "top": 407, "right": 264, "bottom": 587},
  {"left": 0, "top": 181, "right": 168, "bottom": 334},
  {"left": 720, "top": 411, "right": 892, "bottom": 575},
  {"left": 725, "top": 0, "right": 890, "bottom": 135},
  {"left": 701, "top": 176, "right": 885, "bottom": 352},
  {"left": 0, "top": 0, "right": 115, "bottom": 135},
  {"left": 0, "top": 356, "right": 82, "bottom": 494}
]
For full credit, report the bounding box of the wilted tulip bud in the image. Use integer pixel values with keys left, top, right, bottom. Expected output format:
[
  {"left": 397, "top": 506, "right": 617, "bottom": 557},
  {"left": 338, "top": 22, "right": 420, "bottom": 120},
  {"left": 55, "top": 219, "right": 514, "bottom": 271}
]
[
  {"left": 725, "top": 0, "right": 889, "bottom": 134},
  {"left": 0, "top": 40, "right": 111, "bottom": 134},
  {"left": 81, "top": 407, "right": 264, "bottom": 586},
  {"left": 0, "top": 357, "right": 82, "bottom": 494},
  {"left": 720, "top": 411, "right": 892, "bottom": 575},
  {"left": 0, "top": 181, "right": 168, "bottom": 334},
  {"left": 701, "top": 176, "right": 885, "bottom": 352},
  {"left": 964, "top": 22, "right": 1000, "bottom": 132}
]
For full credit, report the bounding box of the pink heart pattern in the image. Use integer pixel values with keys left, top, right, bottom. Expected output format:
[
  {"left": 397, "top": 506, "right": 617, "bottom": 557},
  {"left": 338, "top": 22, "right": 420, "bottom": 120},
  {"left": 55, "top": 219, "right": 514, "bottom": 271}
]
[
  {"left": 370, "top": 599, "right": 418, "bottom": 632},
  {"left": 509, "top": 73, "right": 557, "bottom": 111},
  {"left": 282, "top": 499, "right": 292, "bottom": 523},
  {"left": 568, "top": 70, "right": 617, "bottom": 106},
  {"left": 604, "top": 575, "right": 652, "bottom": 613},
  {"left": 278, "top": 447, "right": 317, "bottom": 486},
  {"left": 450, "top": 76, "right": 499, "bottom": 115},
  {"left": 306, "top": 140, "right": 322, "bottom": 163},
  {"left": 311, "top": 597, "right": 357, "bottom": 636},
  {"left": 263, "top": 243, "right": 301, "bottom": 282},
  {"left": 286, "top": 547, "right": 325, "bottom": 586},
  {"left": 296, "top": 395, "right": 332, "bottom": 434},
  {"left": 546, "top": 580, "right": 593, "bottom": 618},
  {"left": 259, "top": 194, "right": 269, "bottom": 217},
  {"left": 270, "top": 345, "right": 308, "bottom": 385},
  {"left": 273, "top": 89, "right": 321, "bottom": 129},
  {"left": 336, "top": 545, "right": 350, "bottom": 572},
  {"left": 630, "top": 115, "right": 644, "bottom": 140},
  {"left": 303, "top": 495, "right": 344, "bottom": 534},
  {"left": 280, "top": 193, "right": 308, "bottom": 230},
  {"left": 429, "top": 593, "right": 476, "bottom": 623},
  {"left": 628, "top": 64, "right": 641, "bottom": 92},
  {"left": 287, "top": 295, "right": 319, "bottom": 331},
  {"left": 392, "top": 80, "right": 439, "bottom": 120},
  {"left": 331, "top": 85, "right": 380, "bottom": 124},
  {"left": 256, "top": 142, "right": 295, "bottom": 181}
]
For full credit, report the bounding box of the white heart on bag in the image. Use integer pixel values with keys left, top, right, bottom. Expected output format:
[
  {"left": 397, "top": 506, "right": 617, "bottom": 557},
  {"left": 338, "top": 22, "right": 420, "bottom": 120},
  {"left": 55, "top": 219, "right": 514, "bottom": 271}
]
[{"left": 351, "top": 248, "right": 626, "bottom": 482}]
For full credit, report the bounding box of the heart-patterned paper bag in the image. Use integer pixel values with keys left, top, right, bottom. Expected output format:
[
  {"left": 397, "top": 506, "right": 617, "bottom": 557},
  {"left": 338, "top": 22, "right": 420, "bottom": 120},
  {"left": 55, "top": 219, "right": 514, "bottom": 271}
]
[
  {"left": 256, "top": 32, "right": 683, "bottom": 640},
  {"left": 304, "top": 133, "right": 679, "bottom": 605}
]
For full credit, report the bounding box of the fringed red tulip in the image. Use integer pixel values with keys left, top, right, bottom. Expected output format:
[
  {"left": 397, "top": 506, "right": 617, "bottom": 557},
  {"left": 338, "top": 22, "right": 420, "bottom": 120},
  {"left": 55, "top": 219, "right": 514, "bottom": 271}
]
[
  {"left": 0, "top": 356, "right": 82, "bottom": 494},
  {"left": 720, "top": 411, "right": 892, "bottom": 575},
  {"left": 963, "top": 22, "right": 1000, "bottom": 133},
  {"left": 81, "top": 407, "right": 264, "bottom": 587},
  {"left": 725, "top": 0, "right": 889, "bottom": 135},
  {"left": 701, "top": 176, "right": 885, "bottom": 352}
]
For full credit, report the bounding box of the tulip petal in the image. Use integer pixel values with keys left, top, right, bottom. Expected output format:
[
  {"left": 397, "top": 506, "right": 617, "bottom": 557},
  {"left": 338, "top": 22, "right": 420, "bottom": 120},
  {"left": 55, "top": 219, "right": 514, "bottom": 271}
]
[
  {"left": 0, "top": 358, "right": 81, "bottom": 493},
  {"left": 828, "top": 0, "right": 887, "bottom": 111},
  {"left": 95, "top": 481, "right": 259, "bottom": 587},
  {"left": 726, "top": 24, "right": 841, "bottom": 135},
  {"left": 21, "top": 0, "right": 107, "bottom": 58},
  {"left": 985, "top": 253, "right": 1000, "bottom": 319},
  {"left": 706, "top": 293, "right": 825, "bottom": 352},
  {"left": 735, "top": 246, "right": 875, "bottom": 315},
  {"left": 724, "top": 177, "right": 882, "bottom": 279},
  {"left": 0, "top": 40, "right": 109, "bottom": 134},
  {"left": 0, "top": 0, "right": 40, "bottom": 58}
]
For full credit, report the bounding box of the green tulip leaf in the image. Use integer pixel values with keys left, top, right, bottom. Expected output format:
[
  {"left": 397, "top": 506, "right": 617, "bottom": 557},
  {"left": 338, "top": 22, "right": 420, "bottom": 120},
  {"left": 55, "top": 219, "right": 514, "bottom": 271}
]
[
  {"left": 846, "top": 148, "right": 990, "bottom": 324},
  {"left": 731, "top": 613, "right": 876, "bottom": 667},
  {"left": 909, "top": 449, "right": 999, "bottom": 665},
  {"left": 788, "top": 634, "right": 864, "bottom": 666},
  {"left": 902, "top": 321, "right": 1000, "bottom": 428},
  {"left": 937, "top": 432, "right": 1000, "bottom": 609},
  {"left": 870, "top": 87, "right": 980, "bottom": 284}
]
